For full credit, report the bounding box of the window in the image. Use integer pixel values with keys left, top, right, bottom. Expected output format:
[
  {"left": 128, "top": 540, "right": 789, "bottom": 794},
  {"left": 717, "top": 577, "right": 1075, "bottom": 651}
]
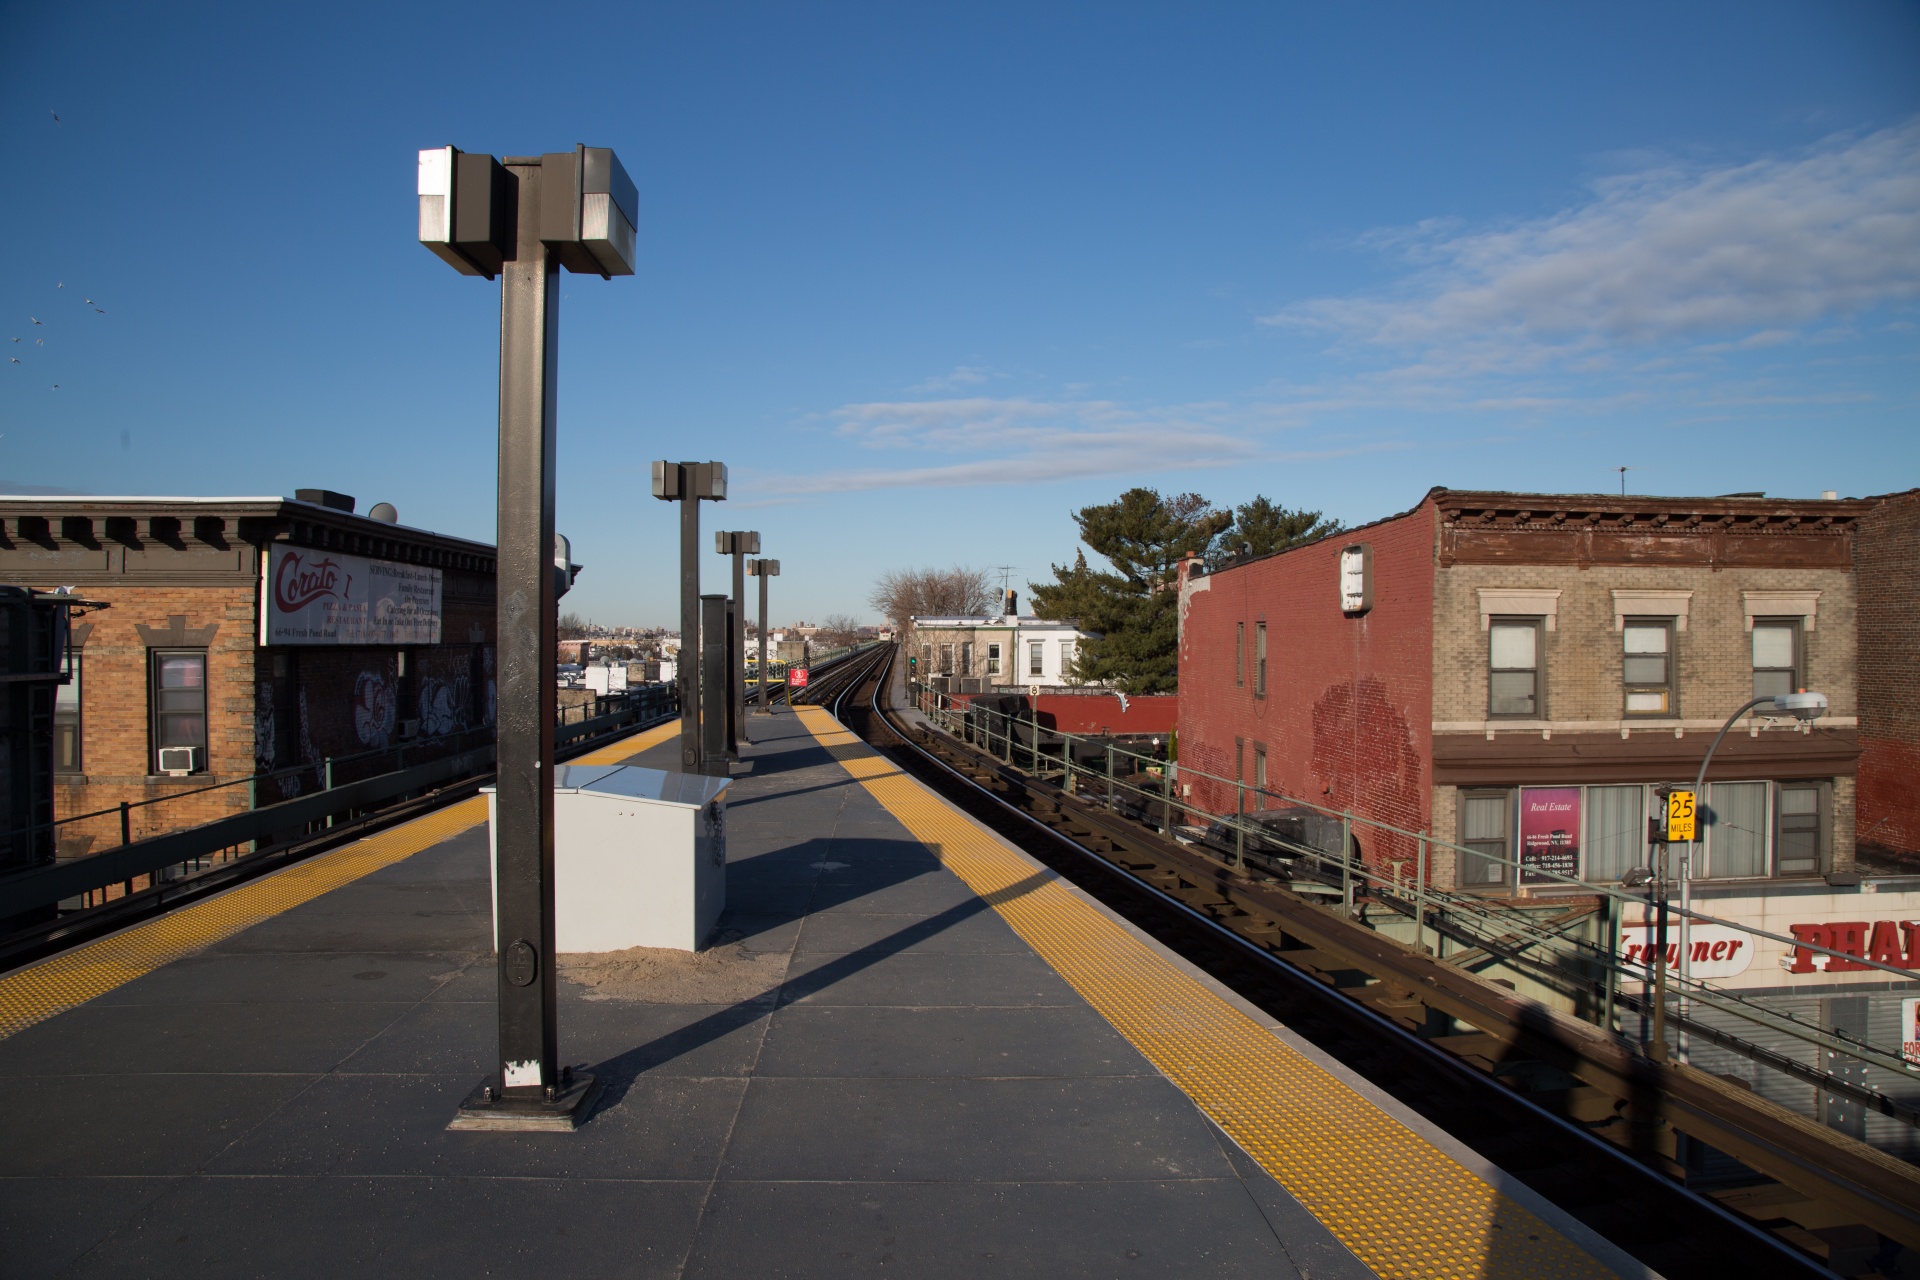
[
  {"left": 1235, "top": 622, "right": 1245, "bottom": 687},
  {"left": 1622, "top": 619, "right": 1673, "bottom": 716},
  {"left": 1234, "top": 738, "right": 1245, "bottom": 783},
  {"left": 1776, "top": 785, "right": 1822, "bottom": 875},
  {"left": 1584, "top": 785, "right": 1644, "bottom": 882},
  {"left": 1460, "top": 790, "right": 1511, "bottom": 887},
  {"left": 1059, "top": 641, "right": 1076, "bottom": 681},
  {"left": 920, "top": 643, "right": 931, "bottom": 671},
  {"left": 986, "top": 642, "right": 1002, "bottom": 675},
  {"left": 1254, "top": 622, "right": 1267, "bottom": 697},
  {"left": 938, "top": 643, "right": 954, "bottom": 674},
  {"left": 1704, "top": 781, "right": 1769, "bottom": 879},
  {"left": 54, "top": 654, "right": 82, "bottom": 773},
  {"left": 1752, "top": 620, "right": 1799, "bottom": 700},
  {"left": 1253, "top": 744, "right": 1267, "bottom": 791},
  {"left": 1488, "top": 618, "right": 1541, "bottom": 717},
  {"left": 150, "top": 650, "right": 208, "bottom": 773},
  {"left": 1029, "top": 641, "right": 1044, "bottom": 677},
  {"left": 959, "top": 641, "right": 973, "bottom": 677}
]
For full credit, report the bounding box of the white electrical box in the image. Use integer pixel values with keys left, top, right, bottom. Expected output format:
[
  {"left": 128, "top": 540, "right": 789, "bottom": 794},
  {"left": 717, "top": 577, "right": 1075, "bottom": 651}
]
[{"left": 485, "top": 764, "right": 730, "bottom": 953}]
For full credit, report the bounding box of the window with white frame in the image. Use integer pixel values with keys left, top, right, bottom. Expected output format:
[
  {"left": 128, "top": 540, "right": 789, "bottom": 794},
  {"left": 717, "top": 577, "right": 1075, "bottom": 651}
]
[
  {"left": 1488, "top": 618, "right": 1541, "bottom": 717},
  {"left": 1459, "top": 790, "right": 1511, "bottom": 887},
  {"left": 1029, "top": 641, "right": 1043, "bottom": 677},
  {"left": 959, "top": 641, "right": 973, "bottom": 676},
  {"left": 1751, "top": 619, "right": 1800, "bottom": 700},
  {"left": 1622, "top": 619, "right": 1673, "bottom": 716},
  {"left": 986, "top": 642, "right": 1001, "bottom": 675},
  {"left": 1776, "top": 785, "right": 1822, "bottom": 875},
  {"left": 1058, "top": 640, "right": 1074, "bottom": 679}
]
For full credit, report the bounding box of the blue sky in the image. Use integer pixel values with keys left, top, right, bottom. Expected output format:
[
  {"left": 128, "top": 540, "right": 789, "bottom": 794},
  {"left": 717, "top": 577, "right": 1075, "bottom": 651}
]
[{"left": 3, "top": 2, "right": 1916, "bottom": 627}]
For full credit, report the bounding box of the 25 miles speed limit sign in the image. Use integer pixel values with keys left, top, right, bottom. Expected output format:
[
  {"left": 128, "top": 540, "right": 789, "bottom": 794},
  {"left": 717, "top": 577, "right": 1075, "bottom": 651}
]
[{"left": 1666, "top": 789, "right": 1697, "bottom": 843}]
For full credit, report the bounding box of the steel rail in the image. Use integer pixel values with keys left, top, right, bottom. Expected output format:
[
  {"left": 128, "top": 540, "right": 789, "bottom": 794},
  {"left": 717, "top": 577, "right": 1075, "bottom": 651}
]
[{"left": 852, "top": 646, "right": 1919, "bottom": 1269}]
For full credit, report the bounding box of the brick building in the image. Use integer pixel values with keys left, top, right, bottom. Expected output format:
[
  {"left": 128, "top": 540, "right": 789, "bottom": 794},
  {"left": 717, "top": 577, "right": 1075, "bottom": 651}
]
[
  {"left": 1176, "top": 487, "right": 1868, "bottom": 893},
  {"left": 1856, "top": 488, "right": 1920, "bottom": 862},
  {"left": 0, "top": 491, "right": 496, "bottom": 859}
]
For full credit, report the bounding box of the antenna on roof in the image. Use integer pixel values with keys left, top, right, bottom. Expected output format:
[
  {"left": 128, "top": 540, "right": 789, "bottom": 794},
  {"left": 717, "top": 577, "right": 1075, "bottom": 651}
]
[{"left": 1615, "top": 466, "right": 1639, "bottom": 497}]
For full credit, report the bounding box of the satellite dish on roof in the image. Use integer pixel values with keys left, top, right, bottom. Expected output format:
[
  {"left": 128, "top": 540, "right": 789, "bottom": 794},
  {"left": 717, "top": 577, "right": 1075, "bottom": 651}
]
[{"left": 369, "top": 502, "right": 399, "bottom": 524}]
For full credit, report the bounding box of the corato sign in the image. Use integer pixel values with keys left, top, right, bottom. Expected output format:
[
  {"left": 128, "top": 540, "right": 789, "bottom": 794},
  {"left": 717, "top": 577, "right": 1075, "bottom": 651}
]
[{"left": 264, "top": 545, "right": 442, "bottom": 646}]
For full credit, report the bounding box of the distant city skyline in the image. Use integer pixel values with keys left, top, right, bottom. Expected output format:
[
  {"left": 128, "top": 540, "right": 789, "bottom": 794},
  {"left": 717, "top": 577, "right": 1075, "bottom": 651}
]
[{"left": 3, "top": 2, "right": 1915, "bottom": 627}]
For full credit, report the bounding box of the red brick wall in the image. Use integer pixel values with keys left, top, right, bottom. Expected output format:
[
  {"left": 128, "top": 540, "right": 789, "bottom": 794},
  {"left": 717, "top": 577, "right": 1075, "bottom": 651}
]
[
  {"left": 1857, "top": 489, "right": 1920, "bottom": 856},
  {"left": 1176, "top": 502, "right": 1436, "bottom": 873},
  {"left": 1033, "top": 693, "right": 1178, "bottom": 736},
  {"left": 55, "top": 585, "right": 258, "bottom": 857}
]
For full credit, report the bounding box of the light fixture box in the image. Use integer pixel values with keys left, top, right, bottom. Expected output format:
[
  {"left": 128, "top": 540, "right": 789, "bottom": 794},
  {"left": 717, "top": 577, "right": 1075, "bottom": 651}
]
[
  {"left": 418, "top": 147, "right": 513, "bottom": 278},
  {"left": 1339, "top": 543, "right": 1374, "bottom": 615},
  {"left": 539, "top": 146, "right": 637, "bottom": 278}
]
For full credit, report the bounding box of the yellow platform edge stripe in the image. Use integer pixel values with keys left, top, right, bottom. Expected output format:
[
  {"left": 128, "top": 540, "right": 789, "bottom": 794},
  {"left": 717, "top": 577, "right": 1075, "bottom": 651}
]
[
  {"left": 0, "top": 718, "right": 684, "bottom": 1042},
  {"left": 792, "top": 705, "right": 1613, "bottom": 1280}
]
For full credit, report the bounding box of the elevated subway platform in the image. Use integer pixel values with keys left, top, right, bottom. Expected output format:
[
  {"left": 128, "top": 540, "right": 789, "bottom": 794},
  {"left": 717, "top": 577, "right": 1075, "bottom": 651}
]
[{"left": 0, "top": 711, "right": 1640, "bottom": 1280}]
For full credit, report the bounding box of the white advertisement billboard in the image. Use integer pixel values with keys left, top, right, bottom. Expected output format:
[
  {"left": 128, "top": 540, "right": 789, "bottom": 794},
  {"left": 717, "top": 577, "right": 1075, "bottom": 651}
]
[{"left": 265, "top": 544, "right": 442, "bottom": 646}]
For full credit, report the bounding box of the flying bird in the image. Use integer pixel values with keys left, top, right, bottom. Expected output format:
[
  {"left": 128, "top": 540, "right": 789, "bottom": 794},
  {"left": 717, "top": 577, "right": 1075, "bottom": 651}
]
[
  {"left": 8, "top": 358, "right": 18, "bottom": 364},
  {"left": 50, "top": 111, "right": 59, "bottom": 124},
  {"left": 30, "top": 317, "right": 41, "bottom": 325},
  {"left": 92, "top": 307, "right": 104, "bottom": 314},
  {"left": 84, "top": 298, "right": 93, "bottom": 304}
]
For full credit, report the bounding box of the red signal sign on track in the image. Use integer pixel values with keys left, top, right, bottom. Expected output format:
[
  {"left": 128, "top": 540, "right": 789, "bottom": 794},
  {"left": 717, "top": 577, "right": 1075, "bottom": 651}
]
[{"left": 789, "top": 668, "right": 809, "bottom": 688}]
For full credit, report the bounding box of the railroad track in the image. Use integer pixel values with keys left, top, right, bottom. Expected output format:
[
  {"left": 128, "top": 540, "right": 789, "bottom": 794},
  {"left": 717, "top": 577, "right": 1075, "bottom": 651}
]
[{"left": 820, "top": 642, "right": 1879, "bottom": 1279}]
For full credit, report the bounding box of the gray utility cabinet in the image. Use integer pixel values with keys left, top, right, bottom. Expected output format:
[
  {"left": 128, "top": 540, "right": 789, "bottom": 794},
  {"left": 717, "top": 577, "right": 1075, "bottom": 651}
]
[{"left": 486, "top": 764, "right": 729, "bottom": 953}]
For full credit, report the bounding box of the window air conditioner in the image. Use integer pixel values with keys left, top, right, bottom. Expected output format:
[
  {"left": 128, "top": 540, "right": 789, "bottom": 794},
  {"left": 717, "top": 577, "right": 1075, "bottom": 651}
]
[
  {"left": 398, "top": 719, "right": 421, "bottom": 741},
  {"left": 158, "top": 747, "right": 194, "bottom": 776}
]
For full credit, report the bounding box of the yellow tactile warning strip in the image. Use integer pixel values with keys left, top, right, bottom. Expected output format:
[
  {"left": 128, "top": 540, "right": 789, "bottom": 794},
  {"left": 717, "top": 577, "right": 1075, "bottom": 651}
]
[
  {"left": 793, "top": 705, "right": 1616, "bottom": 1280},
  {"left": 0, "top": 718, "right": 685, "bottom": 1042}
]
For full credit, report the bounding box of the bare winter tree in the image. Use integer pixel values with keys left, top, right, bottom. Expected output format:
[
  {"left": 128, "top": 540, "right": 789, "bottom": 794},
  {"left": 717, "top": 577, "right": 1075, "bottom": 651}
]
[
  {"left": 556, "top": 611, "right": 590, "bottom": 640},
  {"left": 868, "top": 566, "right": 994, "bottom": 634},
  {"left": 817, "top": 613, "right": 863, "bottom": 647}
]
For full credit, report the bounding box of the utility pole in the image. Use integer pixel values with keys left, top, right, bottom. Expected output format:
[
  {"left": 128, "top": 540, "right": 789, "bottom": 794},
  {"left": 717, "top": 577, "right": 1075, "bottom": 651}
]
[
  {"left": 651, "top": 462, "right": 728, "bottom": 773},
  {"left": 748, "top": 558, "right": 779, "bottom": 712},
  {"left": 418, "top": 142, "right": 636, "bottom": 1130}
]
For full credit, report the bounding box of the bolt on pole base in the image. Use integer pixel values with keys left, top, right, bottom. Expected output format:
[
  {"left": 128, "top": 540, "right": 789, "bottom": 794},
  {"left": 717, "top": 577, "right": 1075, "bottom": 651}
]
[{"left": 447, "top": 1071, "right": 600, "bottom": 1132}]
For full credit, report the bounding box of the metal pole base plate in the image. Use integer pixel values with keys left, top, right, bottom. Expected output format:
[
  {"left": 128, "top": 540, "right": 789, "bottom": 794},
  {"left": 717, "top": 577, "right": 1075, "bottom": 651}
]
[{"left": 447, "top": 1072, "right": 600, "bottom": 1132}]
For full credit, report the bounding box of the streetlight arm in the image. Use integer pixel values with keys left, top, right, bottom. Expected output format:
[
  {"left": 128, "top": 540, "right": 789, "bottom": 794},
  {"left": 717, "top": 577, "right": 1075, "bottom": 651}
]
[{"left": 1694, "top": 696, "right": 1773, "bottom": 800}]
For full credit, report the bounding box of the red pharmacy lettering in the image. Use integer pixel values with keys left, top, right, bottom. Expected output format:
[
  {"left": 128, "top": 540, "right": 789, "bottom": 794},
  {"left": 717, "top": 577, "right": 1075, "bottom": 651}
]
[{"left": 1787, "top": 923, "right": 1832, "bottom": 974}]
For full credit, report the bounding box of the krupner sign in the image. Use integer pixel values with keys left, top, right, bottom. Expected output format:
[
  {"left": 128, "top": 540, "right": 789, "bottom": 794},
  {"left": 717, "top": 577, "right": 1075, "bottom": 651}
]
[{"left": 265, "top": 545, "right": 442, "bottom": 645}]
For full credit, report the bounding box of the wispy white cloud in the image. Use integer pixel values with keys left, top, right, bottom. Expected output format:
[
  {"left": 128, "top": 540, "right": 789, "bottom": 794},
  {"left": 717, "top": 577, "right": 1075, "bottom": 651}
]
[
  {"left": 1263, "top": 119, "right": 1920, "bottom": 369},
  {"left": 908, "top": 365, "right": 997, "bottom": 393},
  {"left": 757, "top": 396, "right": 1400, "bottom": 493}
]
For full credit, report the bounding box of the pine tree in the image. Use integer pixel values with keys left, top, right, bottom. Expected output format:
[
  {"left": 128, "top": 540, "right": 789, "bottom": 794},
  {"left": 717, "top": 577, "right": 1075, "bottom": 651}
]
[{"left": 1029, "top": 489, "right": 1230, "bottom": 693}]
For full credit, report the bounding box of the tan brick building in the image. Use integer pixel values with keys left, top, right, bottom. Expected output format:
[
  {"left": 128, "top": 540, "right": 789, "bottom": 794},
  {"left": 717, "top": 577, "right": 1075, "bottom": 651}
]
[
  {"left": 0, "top": 491, "right": 496, "bottom": 859},
  {"left": 1179, "top": 487, "right": 1868, "bottom": 894}
]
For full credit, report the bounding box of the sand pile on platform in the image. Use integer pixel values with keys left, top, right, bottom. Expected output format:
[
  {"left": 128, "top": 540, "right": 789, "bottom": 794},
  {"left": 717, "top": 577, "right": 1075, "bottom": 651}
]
[{"left": 558, "top": 940, "right": 787, "bottom": 1004}]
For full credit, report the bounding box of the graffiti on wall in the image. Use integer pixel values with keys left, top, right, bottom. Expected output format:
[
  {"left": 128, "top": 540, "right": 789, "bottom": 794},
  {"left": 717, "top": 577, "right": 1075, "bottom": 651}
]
[
  {"left": 353, "top": 668, "right": 398, "bottom": 748},
  {"left": 417, "top": 674, "right": 471, "bottom": 739}
]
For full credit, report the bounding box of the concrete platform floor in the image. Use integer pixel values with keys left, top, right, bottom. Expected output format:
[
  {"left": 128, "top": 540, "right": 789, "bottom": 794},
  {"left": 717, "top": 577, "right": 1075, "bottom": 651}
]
[{"left": 0, "top": 712, "right": 1375, "bottom": 1280}]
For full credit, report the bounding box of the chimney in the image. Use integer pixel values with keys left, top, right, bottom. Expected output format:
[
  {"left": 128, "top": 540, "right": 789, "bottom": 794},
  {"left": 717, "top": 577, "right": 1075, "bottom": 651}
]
[
  {"left": 1004, "top": 588, "right": 1017, "bottom": 618},
  {"left": 295, "top": 488, "right": 356, "bottom": 513}
]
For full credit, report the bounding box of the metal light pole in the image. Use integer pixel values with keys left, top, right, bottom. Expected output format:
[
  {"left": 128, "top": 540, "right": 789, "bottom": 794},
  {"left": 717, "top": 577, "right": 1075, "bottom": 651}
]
[
  {"left": 419, "top": 143, "right": 637, "bottom": 1130},
  {"left": 650, "top": 462, "right": 728, "bottom": 773},
  {"left": 1645, "top": 690, "right": 1828, "bottom": 1063},
  {"left": 716, "top": 532, "right": 759, "bottom": 749},
  {"left": 748, "top": 557, "right": 779, "bottom": 712}
]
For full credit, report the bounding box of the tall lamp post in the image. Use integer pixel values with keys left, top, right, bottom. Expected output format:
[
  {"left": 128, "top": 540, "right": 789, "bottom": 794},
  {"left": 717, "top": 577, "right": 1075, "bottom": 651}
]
[
  {"left": 651, "top": 462, "right": 727, "bottom": 773},
  {"left": 748, "top": 558, "right": 779, "bottom": 711},
  {"left": 1644, "top": 690, "right": 1828, "bottom": 1063},
  {"left": 715, "top": 532, "right": 759, "bottom": 752},
  {"left": 418, "top": 143, "right": 636, "bottom": 1130}
]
